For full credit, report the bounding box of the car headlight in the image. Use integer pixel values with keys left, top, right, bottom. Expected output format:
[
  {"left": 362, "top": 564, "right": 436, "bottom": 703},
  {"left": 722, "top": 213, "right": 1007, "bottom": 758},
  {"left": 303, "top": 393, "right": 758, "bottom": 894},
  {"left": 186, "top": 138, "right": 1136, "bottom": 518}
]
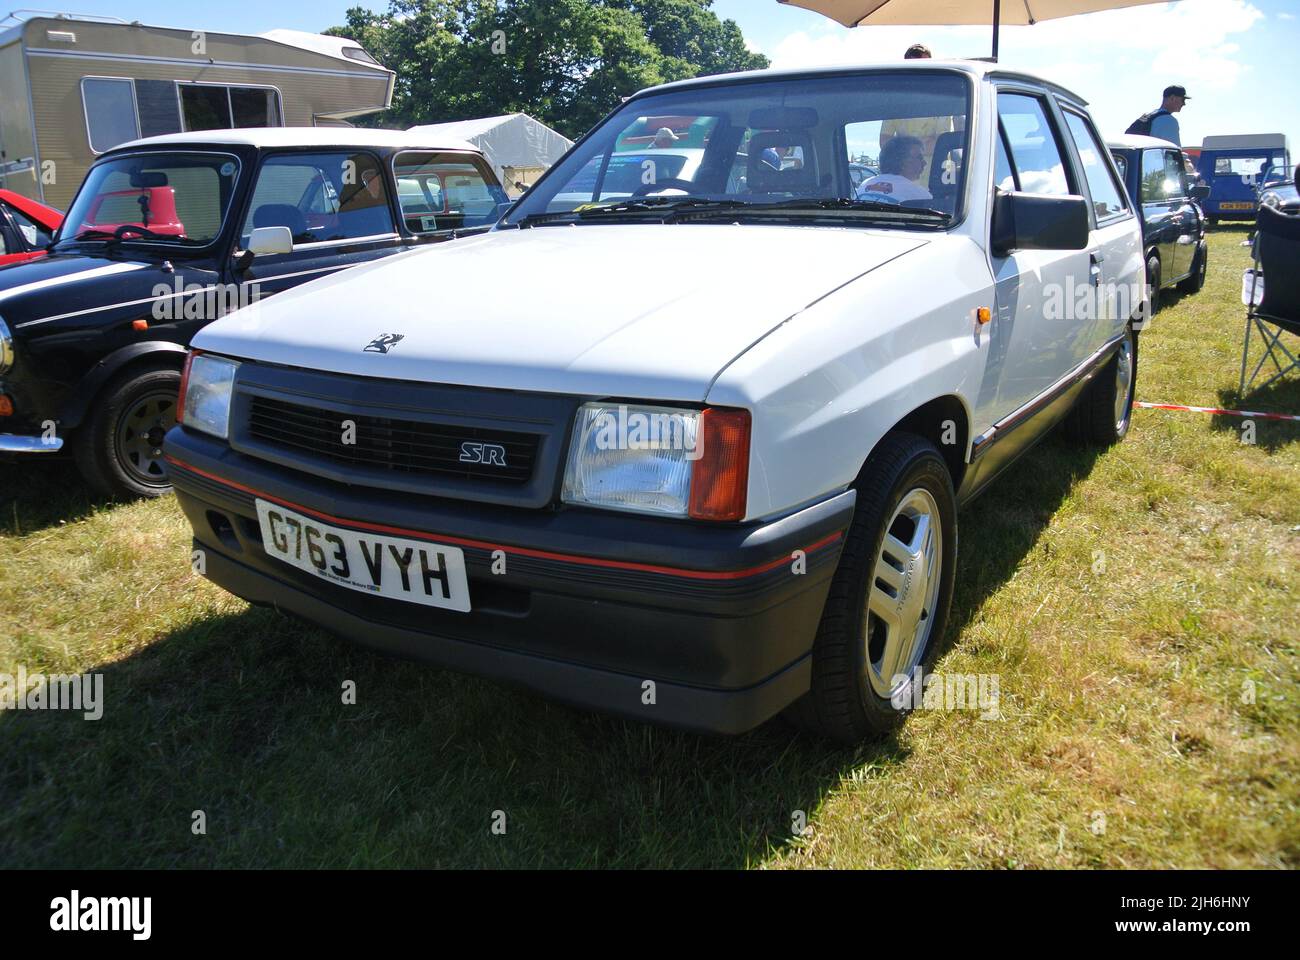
[
  {"left": 562, "top": 403, "right": 750, "bottom": 521},
  {"left": 0, "top": 316, "right": 14, "bottom": 377},
  {"left": 178, "top": 351, "right": 239, "bottom": 440}
]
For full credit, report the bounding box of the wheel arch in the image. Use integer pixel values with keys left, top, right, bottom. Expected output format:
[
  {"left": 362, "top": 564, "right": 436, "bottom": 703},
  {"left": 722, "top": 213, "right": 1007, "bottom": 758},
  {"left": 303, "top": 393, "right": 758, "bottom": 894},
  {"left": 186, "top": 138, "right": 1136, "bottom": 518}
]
[
  {"left": 857, "top": 394, "right": 971, "bottom": 494},
  {"left": 58, "top": 341, "right": 188, "bottom": 431}
]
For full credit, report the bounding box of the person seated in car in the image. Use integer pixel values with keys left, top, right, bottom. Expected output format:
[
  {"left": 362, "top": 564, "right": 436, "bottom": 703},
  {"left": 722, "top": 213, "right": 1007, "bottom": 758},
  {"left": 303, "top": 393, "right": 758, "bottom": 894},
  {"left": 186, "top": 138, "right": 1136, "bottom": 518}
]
[
  {"left": 856, "top": 136, "right": 932, "bottom": 203},
  {"left": 338, "top": 166, "right": 395, "bottom": 237}
]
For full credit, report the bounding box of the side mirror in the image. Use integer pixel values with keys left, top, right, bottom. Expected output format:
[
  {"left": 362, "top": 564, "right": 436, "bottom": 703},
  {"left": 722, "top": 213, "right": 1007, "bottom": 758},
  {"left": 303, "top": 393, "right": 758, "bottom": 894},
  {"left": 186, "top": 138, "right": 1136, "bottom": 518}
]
[
  {"left": 493, "top": 201, "right": 514, "bottom": 219},
  {"left": 1190, "top": 183, "right": 1210, "bottom": 201},
  {"left": 991, "top": 190, "right": 1090, "bottom": 257},
  {"left": 247, "top": 226, "right": 293, "bottom": 257}
]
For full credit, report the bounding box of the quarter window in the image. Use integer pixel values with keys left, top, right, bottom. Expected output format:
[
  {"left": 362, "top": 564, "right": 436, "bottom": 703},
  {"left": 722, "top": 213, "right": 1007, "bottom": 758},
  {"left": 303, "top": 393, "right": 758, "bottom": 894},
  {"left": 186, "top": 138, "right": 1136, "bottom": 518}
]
[
  {"left": 997, "top": 93, "right": 1070, "bottom": 197},
  {"left": 392, "top": 151, "right": 506, "bottom": 233},
  {"left": 1062, "top": 110, "right": 1127, "bottom": 219}
]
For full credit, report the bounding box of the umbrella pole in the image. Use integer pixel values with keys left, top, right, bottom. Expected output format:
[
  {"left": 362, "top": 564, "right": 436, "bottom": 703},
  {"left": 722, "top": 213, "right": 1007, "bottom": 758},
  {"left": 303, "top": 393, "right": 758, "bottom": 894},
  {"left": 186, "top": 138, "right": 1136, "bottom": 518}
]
[{"left": 992, "top": 0, "right": 1001, "bottom": 61}]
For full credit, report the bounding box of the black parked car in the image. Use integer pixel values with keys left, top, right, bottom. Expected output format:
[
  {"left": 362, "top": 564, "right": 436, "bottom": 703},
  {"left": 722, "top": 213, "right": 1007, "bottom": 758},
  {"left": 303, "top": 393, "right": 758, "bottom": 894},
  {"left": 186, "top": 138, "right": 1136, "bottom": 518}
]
[
  {"left": 1109, "top": 135, "right": 1210, "bottom": 310},
  {"left": 0, "top": 128, "right": 510, "bottom": 498}
]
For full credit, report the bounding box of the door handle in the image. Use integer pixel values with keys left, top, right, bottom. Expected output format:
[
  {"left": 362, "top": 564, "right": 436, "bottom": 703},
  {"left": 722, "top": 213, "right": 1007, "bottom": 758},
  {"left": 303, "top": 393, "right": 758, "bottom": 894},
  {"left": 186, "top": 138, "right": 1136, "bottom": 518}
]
[{"left": 1089, "top": 251, "right": 1105, "bottom": 287}]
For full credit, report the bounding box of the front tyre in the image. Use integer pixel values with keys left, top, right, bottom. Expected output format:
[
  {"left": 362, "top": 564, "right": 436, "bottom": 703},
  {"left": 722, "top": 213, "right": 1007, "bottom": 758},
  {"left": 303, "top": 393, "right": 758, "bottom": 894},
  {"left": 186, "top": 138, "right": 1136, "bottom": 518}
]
[
  {"left": 787, "top": 432, "right": 957, "bottom": 743},
  {"left": 75, "top": 364, "right": 181, "bottom": 499}
]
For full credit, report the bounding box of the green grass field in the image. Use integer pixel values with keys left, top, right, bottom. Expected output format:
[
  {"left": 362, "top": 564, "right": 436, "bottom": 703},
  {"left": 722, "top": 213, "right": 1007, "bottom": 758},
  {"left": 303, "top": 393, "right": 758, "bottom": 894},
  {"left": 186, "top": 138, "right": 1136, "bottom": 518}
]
[{"left": 2, "top": 227, "right": 1296, "bottom": 868}]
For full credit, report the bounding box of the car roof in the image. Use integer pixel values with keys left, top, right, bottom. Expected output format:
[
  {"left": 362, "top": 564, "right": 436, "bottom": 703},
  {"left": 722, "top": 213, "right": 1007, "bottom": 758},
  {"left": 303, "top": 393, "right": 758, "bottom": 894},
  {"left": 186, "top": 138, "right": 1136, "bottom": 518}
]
[
  {"left": 1201, "top": 133, "right": 1288, "bottom": 151},
  {"left": 1107, "top": 134, "right": 1180, "bottom": 151},
  {"left": 111, "top": 128, "right": 481, "bottom": 154},
  {"left": 630, "top": 59, "right": 1090, "bottom": 107}
]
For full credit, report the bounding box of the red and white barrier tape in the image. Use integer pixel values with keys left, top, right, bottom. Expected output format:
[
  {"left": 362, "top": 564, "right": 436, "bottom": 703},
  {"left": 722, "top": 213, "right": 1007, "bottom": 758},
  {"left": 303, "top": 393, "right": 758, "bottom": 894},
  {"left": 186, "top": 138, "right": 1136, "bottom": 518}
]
[{"left": 1133, "top": 401, "right": 1300, "bottom": 423}]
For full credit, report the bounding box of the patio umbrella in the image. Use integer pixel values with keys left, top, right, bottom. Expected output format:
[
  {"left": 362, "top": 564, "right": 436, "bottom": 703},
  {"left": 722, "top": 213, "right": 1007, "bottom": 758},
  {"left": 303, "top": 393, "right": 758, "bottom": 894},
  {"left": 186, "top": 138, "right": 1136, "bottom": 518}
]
[{"left": 777, "top": 0, "right": 1177, "bottom": 61}]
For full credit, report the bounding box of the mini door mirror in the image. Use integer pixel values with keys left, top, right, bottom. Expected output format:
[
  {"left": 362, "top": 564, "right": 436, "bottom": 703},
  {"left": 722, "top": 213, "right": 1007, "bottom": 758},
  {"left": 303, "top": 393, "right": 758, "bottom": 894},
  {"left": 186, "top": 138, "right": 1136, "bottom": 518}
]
[
  {"left": 991, "top": 191, "right": 1090, "bottom": 257},
  {"left": 247, "top": 225, "right": 293, "bottom": 257},
  {"left": 1190, "top": 183, "right": 1210, "bottom": 201}
]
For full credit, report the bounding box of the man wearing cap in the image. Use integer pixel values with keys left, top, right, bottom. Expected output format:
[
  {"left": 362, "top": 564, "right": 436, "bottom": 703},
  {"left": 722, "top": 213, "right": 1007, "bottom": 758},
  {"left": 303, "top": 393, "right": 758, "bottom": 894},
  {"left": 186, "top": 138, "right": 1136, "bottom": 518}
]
[{"left": 1129, "top": 86, "right": 1190, "bottom": 146}]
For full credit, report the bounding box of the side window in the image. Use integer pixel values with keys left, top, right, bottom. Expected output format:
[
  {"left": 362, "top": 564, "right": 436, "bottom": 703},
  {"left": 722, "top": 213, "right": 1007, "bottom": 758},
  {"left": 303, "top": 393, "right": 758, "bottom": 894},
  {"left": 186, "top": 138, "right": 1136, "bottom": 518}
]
[
  {"left": 1062, "top": 110, "right": 1127, "bottom": 219},
  {"left": 996, "top": 93, "right": 1070, "bottom": 196},
  {"left": 1163, "top": 151, "right": 1188, "bottom": 198},
  {"left": 1140, "top": 149, "right": 1166, "bottom": 202},
  {"left": 242, "top": 152, "right": 394, "bottom": 246},
  {"left": 82, "top": 78, "right": 140, "bottom": 154},
  {"left": 9, "top": 207, "right": 54, "bottom": 247}
]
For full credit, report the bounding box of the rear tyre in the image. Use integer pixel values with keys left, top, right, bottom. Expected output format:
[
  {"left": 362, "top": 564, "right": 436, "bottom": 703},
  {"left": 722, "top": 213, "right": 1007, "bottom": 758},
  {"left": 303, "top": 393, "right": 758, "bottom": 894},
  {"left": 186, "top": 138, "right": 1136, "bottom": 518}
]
[
  {"left": 785, "top": 432, "right": 957, "bottom": 744},
  {"left": 1067, "top": 324, "right": 1138, "bottom": 446},
  {"left": 74, "top": 364, "right": 181, "bottom": 499},
  {"left": 1145, "top": 254, "right": 1162, "bottom": 316},
  {"left": 1177, "top": 241, "right": 1207, "bottom": 295}
]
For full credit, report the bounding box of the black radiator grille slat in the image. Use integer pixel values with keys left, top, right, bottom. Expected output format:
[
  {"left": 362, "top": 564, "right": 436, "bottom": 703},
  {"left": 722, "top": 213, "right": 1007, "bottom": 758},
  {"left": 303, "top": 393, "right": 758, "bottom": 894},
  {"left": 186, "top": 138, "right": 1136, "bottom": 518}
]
[{"left": 246, "top": 395, "right": 537, "bottom": 483}]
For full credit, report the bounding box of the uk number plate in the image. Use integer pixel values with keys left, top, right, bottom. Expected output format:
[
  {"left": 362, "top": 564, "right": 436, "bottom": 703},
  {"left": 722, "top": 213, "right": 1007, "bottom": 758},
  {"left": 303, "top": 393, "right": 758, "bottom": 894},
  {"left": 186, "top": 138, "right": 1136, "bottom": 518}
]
[{"left": 256, "top": 499, "right": 471, "bottom": 612}]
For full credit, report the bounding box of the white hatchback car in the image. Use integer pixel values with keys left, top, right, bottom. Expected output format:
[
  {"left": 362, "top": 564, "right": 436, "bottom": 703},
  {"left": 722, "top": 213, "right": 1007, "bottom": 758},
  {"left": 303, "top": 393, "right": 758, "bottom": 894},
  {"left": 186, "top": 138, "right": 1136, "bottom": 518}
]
[{"left": 165, "top": 60, "right": 1144, "bottom": 743}]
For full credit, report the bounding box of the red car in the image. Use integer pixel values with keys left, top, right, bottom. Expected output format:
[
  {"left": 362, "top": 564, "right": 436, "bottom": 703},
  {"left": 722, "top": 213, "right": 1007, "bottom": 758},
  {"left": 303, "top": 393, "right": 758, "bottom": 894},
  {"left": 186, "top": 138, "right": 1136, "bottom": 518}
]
[{"left": 0, "top": 189, "right": 63, "bottom": 266}]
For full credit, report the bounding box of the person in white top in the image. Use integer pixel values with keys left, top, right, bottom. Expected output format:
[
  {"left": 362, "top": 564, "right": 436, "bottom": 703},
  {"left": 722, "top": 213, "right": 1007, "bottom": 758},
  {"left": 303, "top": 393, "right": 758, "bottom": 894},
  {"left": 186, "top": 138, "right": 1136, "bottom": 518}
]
[{"left": 856, "top": 135, "right": 933, "bottom": 203}]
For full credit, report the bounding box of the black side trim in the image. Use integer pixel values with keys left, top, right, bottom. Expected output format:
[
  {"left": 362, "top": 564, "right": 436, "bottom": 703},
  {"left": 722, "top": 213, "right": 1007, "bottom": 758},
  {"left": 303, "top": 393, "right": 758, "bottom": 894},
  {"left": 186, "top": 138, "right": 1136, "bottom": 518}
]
[{"left": 970, "top": 333, "right": 1124, "bottom": 462}]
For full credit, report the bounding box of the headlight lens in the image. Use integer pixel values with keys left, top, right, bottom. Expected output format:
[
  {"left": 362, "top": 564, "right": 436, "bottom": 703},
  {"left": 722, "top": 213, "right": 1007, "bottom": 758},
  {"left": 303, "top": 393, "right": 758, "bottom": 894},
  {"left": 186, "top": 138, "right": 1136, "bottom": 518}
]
[
  {"left": 180, "top": 352, "right": 239, "bottom": 439},
  {"left": 0, "top": 316, "right": 14, "bottom": 377},
  {"left": 562, "top": 403, "right": 750, "bottom": 520},
  {"left": 563, "top": 404, "right": 700, "bottom": 516}
]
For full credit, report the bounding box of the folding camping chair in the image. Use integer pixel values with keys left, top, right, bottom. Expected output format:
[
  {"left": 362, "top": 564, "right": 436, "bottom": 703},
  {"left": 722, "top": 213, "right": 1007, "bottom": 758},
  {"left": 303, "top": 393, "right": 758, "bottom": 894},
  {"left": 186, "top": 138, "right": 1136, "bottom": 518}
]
[{"left": 1240, "top": 202, "right": 1300, "bottom": 395}]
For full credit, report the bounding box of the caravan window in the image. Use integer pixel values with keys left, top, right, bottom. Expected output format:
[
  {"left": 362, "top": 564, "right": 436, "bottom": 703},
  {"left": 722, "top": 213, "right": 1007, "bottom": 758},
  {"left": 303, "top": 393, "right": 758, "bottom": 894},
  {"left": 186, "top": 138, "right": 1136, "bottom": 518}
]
[
  {"left": 392, "top": 152, "right": 507, "bottom": 233},
  {"left": 180, "top": 84, "right": 283, "bottom": 132},
  {"left": 82, "top": 78, "right": 141, "bottom": 154}
]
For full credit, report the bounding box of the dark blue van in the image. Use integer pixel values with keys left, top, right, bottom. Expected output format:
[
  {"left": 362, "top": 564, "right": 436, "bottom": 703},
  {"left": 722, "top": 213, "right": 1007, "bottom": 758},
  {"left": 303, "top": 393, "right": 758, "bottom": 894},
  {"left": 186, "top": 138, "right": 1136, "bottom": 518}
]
[{"left": 1198, "top": 134, "right": 1290, "bottom": 224}]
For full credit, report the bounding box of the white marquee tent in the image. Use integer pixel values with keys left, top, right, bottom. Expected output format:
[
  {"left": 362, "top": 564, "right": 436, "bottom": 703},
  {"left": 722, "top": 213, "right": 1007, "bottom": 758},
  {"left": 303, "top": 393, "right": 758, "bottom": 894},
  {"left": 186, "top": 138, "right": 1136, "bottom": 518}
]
[{"left": 408, "top": 113, "right": 573, "bottom": 193}]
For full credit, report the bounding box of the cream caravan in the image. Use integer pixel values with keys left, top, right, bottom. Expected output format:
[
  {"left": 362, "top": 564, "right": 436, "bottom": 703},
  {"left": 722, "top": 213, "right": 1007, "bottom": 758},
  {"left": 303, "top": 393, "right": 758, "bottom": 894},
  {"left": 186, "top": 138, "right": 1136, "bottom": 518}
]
[{"left": 0, "top": 12, "right": 393, "bottom": 208}]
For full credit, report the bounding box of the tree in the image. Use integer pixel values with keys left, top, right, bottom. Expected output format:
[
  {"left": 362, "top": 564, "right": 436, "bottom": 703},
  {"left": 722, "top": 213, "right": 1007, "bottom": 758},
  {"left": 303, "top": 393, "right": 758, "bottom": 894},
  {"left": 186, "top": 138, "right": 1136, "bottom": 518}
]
[{"left": 325, "top": 0, "right": 768, "bottom": 138}]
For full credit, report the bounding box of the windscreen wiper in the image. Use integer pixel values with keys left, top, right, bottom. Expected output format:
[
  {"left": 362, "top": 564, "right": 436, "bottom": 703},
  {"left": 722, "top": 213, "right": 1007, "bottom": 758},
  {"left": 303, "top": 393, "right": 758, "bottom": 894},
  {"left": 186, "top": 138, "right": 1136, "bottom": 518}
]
[
  {"left": 514, "top": 197, "right": 749, "bottom": 227},
  {"left": 514, "top": 195, "right": 949, "bottom": 227},
  {"left": 69, "top": 229, "right": 121, "bottom": 242},
  {"left": 736, "top": 197, "right": 950, "bottom": 221}
]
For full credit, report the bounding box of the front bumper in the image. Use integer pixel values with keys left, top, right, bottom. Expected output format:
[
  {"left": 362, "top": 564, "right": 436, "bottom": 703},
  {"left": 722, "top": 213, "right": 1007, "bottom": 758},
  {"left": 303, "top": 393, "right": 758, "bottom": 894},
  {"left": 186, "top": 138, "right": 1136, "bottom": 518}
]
[
  {"left": 0, "top": 434, "right": 63, "bottom": 453},
  {"left": 164, "top": 427, "right": 855, "bottom": 735}
]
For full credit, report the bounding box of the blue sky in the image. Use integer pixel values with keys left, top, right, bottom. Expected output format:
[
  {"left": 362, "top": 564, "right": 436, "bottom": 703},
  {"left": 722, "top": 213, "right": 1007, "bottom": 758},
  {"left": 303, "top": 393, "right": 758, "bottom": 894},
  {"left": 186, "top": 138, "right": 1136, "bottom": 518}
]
[{"left": 8, "top": 0, "right": 1296, "bottom": 150}]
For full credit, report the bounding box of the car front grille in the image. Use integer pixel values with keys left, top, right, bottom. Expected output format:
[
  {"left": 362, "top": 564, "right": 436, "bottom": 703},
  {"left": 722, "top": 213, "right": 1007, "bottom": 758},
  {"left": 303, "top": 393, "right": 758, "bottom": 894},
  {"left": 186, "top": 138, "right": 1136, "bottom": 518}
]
[{"left": 246, "top": 394, "right": 538, "bottom": 484}]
